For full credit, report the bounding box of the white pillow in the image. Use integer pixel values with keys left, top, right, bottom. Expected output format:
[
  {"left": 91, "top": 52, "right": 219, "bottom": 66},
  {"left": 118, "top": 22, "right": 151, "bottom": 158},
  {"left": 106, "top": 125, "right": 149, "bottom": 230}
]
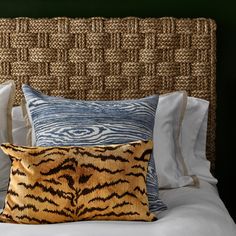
[
  {"left": 12, "top": 106, "right": 28, "bottom": 146},
  {"left": 12, "top": 92, "right": 216, "bottom": 189},
  {"left": 0, "top": 81, "right": 15, "bottom": 191},
  {"left": 14, "top": 92, "right": 194, "bottom": 189},
  {"left": 154, "top": 92, "right": 197, "bottom": 189},
  {"left": 180, "top": 97, "right": 217, "bottom": 184}
]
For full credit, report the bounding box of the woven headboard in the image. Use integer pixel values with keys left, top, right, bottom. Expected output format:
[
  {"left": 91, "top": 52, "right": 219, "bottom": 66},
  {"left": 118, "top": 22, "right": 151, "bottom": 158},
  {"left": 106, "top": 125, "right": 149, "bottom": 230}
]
[{"left": 0, "top": 17, "right": 216, "bottom": 169}]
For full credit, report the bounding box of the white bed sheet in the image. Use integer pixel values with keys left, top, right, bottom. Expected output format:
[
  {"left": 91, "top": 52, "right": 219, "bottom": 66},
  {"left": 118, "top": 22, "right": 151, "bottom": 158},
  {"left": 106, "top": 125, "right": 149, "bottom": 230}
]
[{"left": 0, "top": 180, "right": 235, "bottom": 236}]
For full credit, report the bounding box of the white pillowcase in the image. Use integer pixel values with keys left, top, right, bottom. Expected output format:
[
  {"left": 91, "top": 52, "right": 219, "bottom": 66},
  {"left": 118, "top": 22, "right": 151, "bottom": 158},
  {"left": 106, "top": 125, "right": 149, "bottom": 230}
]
[
  {"left": 154, "top": 92, "right": 196, "bottom": 189},
  {"left": 14, "top": 92, "right": 194, "bottom": 189},
  {"left": 12, "top": 92, "right": 217, "bottom": 189},
  {"left": 180, "top": 97, "right": 217, "bottom": 184},
  {"left": 0, "top": 81, "right": 15, "bottom": 191},
  {"left": 12, "top": 106, "right": 28, "bottom": 146}
]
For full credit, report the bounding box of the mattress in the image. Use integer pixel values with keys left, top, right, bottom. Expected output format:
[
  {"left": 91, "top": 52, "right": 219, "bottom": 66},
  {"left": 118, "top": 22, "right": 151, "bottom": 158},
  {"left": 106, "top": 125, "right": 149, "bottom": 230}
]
[{"left": 0, "top": 180, "right": 235, "bottom": 236}]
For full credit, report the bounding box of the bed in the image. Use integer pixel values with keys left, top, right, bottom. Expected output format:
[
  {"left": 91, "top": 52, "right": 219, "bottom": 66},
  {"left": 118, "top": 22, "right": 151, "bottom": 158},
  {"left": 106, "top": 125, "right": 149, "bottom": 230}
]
[
  {"left": 0, "top": 17, "right": 235, "bottom": 235},
  {"left": 0, "top": 180, "right": 235, "bottom": 236}
]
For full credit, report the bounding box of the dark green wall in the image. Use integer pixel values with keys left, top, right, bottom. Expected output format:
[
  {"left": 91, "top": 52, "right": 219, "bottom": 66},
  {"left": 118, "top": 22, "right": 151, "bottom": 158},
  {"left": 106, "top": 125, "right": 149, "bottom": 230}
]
[{"left": 1, "top": 0, "right": 235, "bottom": 221}]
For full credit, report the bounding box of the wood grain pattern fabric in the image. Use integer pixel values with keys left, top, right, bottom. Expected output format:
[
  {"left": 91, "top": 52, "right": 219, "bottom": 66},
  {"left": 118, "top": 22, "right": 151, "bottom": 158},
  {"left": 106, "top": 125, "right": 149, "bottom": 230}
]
[
  {"left": 0, "top": 140, "right": 156, "bottom": 224},
  {"left": 0, "top": 17, "right": 216, "bottom": 169}
]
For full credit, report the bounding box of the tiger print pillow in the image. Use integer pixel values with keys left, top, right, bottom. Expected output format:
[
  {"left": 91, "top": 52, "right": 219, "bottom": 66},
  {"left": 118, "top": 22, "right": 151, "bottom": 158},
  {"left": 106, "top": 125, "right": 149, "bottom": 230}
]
[{"left": 0, "top": 140, "right": 157, "bottom": 224}]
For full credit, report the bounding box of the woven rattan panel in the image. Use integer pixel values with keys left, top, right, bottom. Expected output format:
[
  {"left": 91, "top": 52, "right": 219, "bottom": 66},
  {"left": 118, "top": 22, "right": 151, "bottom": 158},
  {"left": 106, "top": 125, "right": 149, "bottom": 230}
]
[{"left": 0, "top": 17, "right": 216, "bottom": 169}]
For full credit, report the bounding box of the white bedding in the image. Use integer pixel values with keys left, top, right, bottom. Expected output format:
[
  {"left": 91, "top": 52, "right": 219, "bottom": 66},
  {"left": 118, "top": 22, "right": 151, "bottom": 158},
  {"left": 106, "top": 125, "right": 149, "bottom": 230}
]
[{"left": 0, "top": 180, "right": 235, "bottom": 236}]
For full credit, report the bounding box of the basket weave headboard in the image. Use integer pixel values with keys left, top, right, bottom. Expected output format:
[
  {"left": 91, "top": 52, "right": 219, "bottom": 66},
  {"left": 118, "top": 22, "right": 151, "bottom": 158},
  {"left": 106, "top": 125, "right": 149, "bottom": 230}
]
[{"left": 0, "top": 17, "right": 216, "bottom": 169}]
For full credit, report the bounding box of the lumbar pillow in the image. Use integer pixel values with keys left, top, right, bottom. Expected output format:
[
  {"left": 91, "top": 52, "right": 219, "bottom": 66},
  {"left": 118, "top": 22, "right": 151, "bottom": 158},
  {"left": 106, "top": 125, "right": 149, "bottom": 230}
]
[
  {"left": 0, "top": 140, "right": 157, "bottom": 224},
  {"left": 22, "top": 84, "right": 166, "bottom": 213},
  {"left": 0, "top": 80, "right": 15, "bottom": 191}
]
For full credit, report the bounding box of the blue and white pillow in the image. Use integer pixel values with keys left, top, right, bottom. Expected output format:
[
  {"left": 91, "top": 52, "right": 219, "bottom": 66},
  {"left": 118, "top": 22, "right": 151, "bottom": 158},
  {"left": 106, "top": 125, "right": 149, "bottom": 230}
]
[{"left": 22, "top": 84, "right": 167, "bottom": 213}]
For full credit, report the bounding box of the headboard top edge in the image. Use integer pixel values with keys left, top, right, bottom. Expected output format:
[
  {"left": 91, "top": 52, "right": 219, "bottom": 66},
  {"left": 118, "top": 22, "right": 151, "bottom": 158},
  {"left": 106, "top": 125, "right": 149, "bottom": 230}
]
[{"left": 0, "top": 16, "right": 217, "bottom": 22}]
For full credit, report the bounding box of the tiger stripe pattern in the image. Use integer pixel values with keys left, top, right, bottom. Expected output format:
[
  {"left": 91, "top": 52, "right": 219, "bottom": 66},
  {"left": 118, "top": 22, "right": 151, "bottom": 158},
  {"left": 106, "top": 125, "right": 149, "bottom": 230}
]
[{"left": 0, "top": 140, "right": 157, "bottom": 224}]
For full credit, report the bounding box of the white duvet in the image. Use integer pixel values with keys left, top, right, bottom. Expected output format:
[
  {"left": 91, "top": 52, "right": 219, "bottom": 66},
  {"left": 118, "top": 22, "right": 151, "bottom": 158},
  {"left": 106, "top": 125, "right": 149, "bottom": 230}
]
[{"left": 0, "top": 180, "right": 235, "bottom": 236}]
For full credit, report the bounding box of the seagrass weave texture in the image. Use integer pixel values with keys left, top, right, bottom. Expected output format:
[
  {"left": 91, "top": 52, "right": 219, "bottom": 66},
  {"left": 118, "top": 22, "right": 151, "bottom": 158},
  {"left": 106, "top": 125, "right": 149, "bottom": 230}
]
[{"left": 0, "top": 17, "right": 216, "bottom": 169}]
